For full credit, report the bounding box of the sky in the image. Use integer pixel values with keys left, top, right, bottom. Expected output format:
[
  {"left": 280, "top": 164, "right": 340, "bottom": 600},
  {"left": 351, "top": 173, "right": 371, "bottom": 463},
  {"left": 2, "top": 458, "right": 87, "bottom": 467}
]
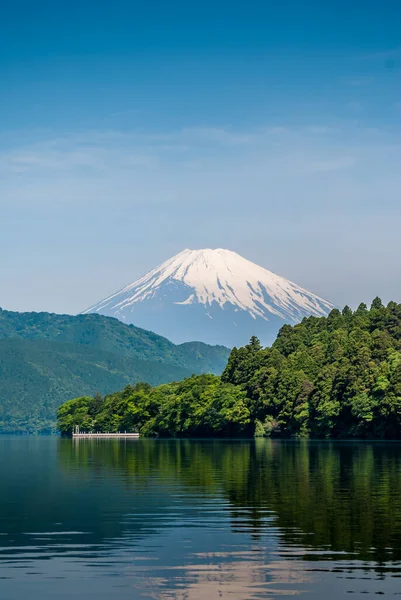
[{"left": 1, "top": 0, "right": 400, "bottom": 314}]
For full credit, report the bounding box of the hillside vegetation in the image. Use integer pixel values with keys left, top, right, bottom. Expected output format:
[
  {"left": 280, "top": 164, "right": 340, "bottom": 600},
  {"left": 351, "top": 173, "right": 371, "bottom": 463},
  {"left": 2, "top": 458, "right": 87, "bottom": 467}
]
[
  {"left": 0, "top": 309, "right": 229, "bottom": 372},
  {"left": 0, "top": 309, "right": 229, "bottom": 434},
  {"left": 58, "top": 298, "right": 401, "bottom": 439}
]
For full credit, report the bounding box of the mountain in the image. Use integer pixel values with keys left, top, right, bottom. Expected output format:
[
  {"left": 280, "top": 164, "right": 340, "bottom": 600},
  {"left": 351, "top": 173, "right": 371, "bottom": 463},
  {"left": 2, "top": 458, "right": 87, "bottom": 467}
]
[
  {"left": 0, "top": 309, "right": 229, "bottom": 372},
  {"left": 84, "top": 248, "right": 334, "bottom": 347},
  {"left": 0, "top": 309, "right": 229, "bottom": 433},
  {"left": 0, "top": 339, "right": 192, "bottom": 434}
]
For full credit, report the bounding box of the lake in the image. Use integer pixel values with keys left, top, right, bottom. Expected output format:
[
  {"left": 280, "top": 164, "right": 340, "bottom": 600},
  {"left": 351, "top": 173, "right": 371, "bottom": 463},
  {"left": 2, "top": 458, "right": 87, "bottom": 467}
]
[{"left": 1, "top": 437, "right": 401, "bottom": 599}]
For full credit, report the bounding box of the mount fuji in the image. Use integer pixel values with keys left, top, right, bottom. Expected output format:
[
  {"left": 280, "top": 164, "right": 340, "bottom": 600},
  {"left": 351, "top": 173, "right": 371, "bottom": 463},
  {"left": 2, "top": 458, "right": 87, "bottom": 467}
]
[{"left": 83, "top": 249, "right": 334, "bottom": 347}]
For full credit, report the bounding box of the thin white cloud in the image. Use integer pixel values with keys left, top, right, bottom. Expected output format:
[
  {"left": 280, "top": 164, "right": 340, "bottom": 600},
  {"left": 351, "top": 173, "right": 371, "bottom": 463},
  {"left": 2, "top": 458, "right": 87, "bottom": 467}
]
[
  {"left": 0, "top": 122, "right": 399, "bottom": 211},
  {"left": 360, "top": 47, "right": 401, "bottom": 60},
  {"left": 344, "top": 76, "right": 374, "bottom": 86},
  {"left": 300, "top": 156, "right": 356, "bottom": 173},
  {"left": 348, "top": 101, "right": 363, "bottom": 111},
  {"left": 0, "top": 123, "right": 350, "bottom": 177},
  {"left": 180, "top": 127, "right": 254, "bottom": 145}
]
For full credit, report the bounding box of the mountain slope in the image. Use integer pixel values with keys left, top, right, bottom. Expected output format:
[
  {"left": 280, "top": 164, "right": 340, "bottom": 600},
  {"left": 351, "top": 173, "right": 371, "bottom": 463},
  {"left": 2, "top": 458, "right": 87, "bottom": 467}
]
[
  {"left": 84, "top": 248, "right": 334, "bottom": 346},
  {"left": 0, "top": 309, "right": 230, "bottom": 433},
  {"left": 0, "top": 309, "right": 229, "bottom": 373},
  {"left": 0, "top": 338, "right": 192, "bottom": 434}
]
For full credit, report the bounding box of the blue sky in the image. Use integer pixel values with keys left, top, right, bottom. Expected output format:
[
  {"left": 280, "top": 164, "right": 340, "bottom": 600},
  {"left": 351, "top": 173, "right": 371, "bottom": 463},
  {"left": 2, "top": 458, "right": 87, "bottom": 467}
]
[{"left": 1, "top": 0, "right": 400, "bottom": 314}]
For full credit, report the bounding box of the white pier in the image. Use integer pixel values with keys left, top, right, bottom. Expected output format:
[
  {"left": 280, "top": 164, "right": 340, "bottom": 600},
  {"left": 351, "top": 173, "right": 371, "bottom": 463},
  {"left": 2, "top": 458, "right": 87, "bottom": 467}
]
[
  {"left": 72, "top": 426, "right": 139, "bottom": 439},
  {"left": 72, "top": 432, "right": 140, "bottom": 438}
]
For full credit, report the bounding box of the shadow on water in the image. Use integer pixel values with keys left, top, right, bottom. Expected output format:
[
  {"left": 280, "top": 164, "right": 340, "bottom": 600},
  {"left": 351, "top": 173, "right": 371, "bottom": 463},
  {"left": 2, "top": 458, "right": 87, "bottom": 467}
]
[{"left": 1, "top": 437, "right": 401, "bottom": 598}]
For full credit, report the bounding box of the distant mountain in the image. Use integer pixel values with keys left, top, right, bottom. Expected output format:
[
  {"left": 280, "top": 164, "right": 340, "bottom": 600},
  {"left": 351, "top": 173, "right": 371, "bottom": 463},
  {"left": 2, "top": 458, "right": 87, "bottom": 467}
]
[
  {"left": 0, "top": 309, "right": 229, "bottom": 433},
  {"left": 84, "top": 248, "right": 334, "bottom": 347},
  {"left": 0, "top": 339, "right": 192, "bottom": 434}
]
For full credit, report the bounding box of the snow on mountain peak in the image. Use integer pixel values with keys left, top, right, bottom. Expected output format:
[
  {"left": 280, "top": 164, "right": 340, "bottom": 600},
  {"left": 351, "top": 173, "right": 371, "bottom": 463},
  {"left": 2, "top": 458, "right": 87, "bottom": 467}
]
[{"left": 84, "top": 248, "right": 334, "bottom": 325}]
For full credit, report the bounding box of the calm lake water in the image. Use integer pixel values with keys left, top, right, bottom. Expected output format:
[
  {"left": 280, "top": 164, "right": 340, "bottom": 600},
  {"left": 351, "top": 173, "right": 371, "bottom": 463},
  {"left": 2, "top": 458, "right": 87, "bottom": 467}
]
[{"left": 1, "top": 437, "right": 401, "bottom": 599}]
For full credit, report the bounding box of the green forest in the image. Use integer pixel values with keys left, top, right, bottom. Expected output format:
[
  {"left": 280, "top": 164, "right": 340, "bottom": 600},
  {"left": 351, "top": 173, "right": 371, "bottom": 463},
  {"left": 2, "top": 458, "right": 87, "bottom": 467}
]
[
  {"left": 58, "top": 298, "right": 401, "bottom": 439},
  {"left": 0, "top": 309, "right": 229, "bottom": 372},
  {"left": 0, "top": 309, "right": 229, "bottom": 433}
]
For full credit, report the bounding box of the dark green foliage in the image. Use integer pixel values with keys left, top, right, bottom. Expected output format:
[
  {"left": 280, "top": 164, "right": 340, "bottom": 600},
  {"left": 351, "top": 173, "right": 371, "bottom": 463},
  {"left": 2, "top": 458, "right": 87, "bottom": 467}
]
[
  {"left": 58, "top": 299, "right": 401, "bottom": 439},
  {"left": 222, "top": 301, "right": 401, "bottom": 438},
  {"left": 58, "top": 375, "right": 251, "bottom": 438},
  {"left": 0, "top": 309, "right": 230, "bottom": 434}
]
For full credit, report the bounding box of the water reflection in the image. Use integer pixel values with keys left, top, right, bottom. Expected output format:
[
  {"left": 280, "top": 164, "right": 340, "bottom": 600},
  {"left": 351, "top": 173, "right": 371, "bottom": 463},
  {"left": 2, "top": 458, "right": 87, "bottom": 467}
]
[{"left": 1, "top": 437, "right": 401, "bottom": 599}]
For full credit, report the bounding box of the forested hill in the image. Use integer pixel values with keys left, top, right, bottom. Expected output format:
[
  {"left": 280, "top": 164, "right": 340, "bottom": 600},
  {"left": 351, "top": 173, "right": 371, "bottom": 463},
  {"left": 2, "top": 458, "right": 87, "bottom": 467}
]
[
  {"left": 58, "top": 298, "right": 401, "bottom": 439},
  {"left": 0, "top": 339, "right": 192, "bottom": 434},
  {"left": 221, "top": 297, "right": 401, "bottom": 438},
  {"left": 0, "top": 309, "right": 230, "bottom": 434},
  {"left": 0, "top": 309, "right": 229, "bottom": 373}
]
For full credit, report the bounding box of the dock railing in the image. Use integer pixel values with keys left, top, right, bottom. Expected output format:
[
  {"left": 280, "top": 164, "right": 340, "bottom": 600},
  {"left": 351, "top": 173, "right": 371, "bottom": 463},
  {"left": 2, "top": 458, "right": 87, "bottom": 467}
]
[{"left": 72, "top": 426, "right": 139, "bottom": 438}]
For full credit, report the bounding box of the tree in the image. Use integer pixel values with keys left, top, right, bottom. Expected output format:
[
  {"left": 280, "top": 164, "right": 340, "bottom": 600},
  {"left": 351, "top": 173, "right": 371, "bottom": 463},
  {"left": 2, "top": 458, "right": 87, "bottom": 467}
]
[
  {"left": 371, "top": 297, "right": 384, "bottom": 310},
  {"left": 246, "top": 336, "right": 262, "bottom": 352},
  {"left": 342, "top": 305, "right": 353, "bottom": 318},
  {"left": 356, "top": 303, "right": 368, "bottom": 314},
  {"left": 88, "top": 392, "right": 103, "bottom": 417}
]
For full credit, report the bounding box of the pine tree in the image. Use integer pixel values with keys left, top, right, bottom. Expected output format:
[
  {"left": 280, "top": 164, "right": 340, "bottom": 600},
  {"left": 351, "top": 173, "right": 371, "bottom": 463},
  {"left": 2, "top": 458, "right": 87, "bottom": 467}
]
[
  {"left": 246, "top": 336, "right": 262, "bottom": 352},
  {"left": 371, "top": 297, "right": 384, "bottom": 310},
  {"left": 342, "top": 305, "right": 353, "bottom": 318}
]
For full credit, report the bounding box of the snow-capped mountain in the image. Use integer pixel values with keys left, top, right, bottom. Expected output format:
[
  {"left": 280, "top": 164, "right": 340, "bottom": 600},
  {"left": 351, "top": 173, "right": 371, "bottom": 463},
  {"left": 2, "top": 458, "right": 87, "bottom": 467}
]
[{"left": 83, "top": 248, "right": 334, "bottom": 347}]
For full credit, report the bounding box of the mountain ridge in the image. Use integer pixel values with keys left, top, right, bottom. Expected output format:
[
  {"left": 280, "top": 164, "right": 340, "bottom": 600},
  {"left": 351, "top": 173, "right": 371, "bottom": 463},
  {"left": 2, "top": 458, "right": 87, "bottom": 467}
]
[
  {"left": 0, "top": 308, "right": 230, "bottom": 433},
  {"left": 0, "top": 308, "right": 229, "bottom": 372},
  {"left": 84, "top": 248, "right": 334, "bottom": 346}
]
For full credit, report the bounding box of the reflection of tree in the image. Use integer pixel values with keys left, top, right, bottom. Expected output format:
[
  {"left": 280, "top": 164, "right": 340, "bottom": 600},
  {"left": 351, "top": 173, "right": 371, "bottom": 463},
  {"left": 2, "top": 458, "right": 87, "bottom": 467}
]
[{"left": 58, "top": 439, "right": 401, "bottom": 568}]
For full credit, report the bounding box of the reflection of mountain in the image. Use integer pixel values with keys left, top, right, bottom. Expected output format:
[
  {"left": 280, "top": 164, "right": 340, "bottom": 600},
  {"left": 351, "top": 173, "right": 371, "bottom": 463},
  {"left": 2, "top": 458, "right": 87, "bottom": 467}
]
[{"left": 1, "top": 438, "right": 401, "bottom": 573}]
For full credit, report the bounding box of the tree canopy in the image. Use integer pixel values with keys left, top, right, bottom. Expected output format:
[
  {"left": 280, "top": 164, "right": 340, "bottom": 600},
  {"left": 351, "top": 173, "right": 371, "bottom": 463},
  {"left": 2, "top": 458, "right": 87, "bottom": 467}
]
[
  {"left": 58, "top": 298, "right": 401, "bottom": 439},
  {"left": 58, "top": 375, "right": 251, "bottom": 437}
]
